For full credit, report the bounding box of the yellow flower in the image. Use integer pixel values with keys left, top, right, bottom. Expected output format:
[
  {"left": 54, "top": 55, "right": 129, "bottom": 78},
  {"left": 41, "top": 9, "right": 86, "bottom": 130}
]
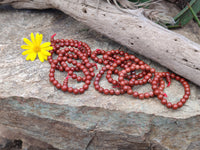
[{"left": 21, "top": 33, "right": 53, "bottom": 62}]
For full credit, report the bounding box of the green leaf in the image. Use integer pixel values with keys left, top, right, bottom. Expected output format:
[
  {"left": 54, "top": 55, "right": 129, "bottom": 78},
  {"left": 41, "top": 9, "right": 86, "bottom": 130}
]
[{"left": 167, "top": 0, "right": 200, "bottom": 28}]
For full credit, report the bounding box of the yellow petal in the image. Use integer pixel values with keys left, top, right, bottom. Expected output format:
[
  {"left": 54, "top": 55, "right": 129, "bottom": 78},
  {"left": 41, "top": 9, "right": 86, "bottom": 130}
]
[
  {"left": 40, "top": 42, "right": 51, "bottom": 48},
  {"left": 41, "top": 46, "right": 53, "bottom": 51},
  {"left": 30, "top": 33, "right": 36, "bottom": 45},
  {"left": 41, "top": 50, "right": 51, "bottom": 56},
  {"left": 26, "top": 54, "right": 33, "bottom": 61},
  {"left": 22, "top": 49, "right": 33, "bottom": 55},
  {"left": 21, "top": 45, "right": 32, "bottom": 50},
  {"left": 44, "top": 56, "right": 48, "bottom": 61},
  {"left": 36, "top": 33, "right": 43, "bottom": 46},
  {"left": 30, "top": 53, "right": 37, "bottom": 61},
  {"left": 35, "top": 33, "right": 39, "bottom": 45},
  {"left": 26, "top": 55, "right": 31, "bottom": 61},
  {"left": 26, "top": 53, "right": 37, "bottom": 61},
  {"left": 38, "top": 52, "right": 45, "bottom": 62},
  {"left": 23, "top": 38, "right": 33, "bottom": 46}
]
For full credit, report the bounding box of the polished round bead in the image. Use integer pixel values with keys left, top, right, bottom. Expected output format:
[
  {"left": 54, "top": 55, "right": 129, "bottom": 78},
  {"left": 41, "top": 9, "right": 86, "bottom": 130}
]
[
  {"left": 49, "top": 77, "right": 55, "bottom": 82},
  {"left": 144, "top": 93, "right": 150, "bottom": 99},
  {"left": 177, "top": 102, "right": 183, "bottom": 108},
  {"left": 52, "top": 80, "right": 58, "bottom": 86},
  {"left": 166, "top": 102, "right": 172, "bottom": 108},
  {"left": 56, "top": 83, "right": 61, "bottom": 89},
  {"left": 172, "top": 104, "right": 178, "bottom": 110},
  {"left": 158, "top": 94, "right": 163, "bottom": 100},
  {"left": 183, "top": 95, "right": 189, "bottom": 100},
  {"left": 73, "top": 89, "right": 79, "bottom": 94},
  {"left": 85, "top": 80, "right": 91, "bottom": 85},
  {"left": 161, "top": 99, "right": 167, "bottom": 105},
  {"left": 115, "top": 90, "right": 120, "bottom": 95},
  {"left": 139, "top": 94, "right": 144, "bottom": 100},
  {"left": 61, "top": 85, "right": 68, "bottom": 92},
  {"left": 104, "top": 89, "right": 109, "bottom": 95},
  {"left": 83, "top": 84, "right": 89, "bottom": 90},
  {"left": 79, "top": 88, "right": 85, "bottom": 94},
  {"left": 127, "top": 89, "right": 133, "bottom": 95},
  {"left": 180, "top": 98, "right": 186, "bottom": 104},
  {"left": 154, "top": 89, "right": 160, "bottom": 96},
  {"left": 110, "top": 90, "right": 115, "bottom": 95}
]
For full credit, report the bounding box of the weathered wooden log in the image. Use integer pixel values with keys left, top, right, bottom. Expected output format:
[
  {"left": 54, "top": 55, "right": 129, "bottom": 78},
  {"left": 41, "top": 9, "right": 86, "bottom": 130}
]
[{"left": 1, "top": 0, "right": 200, "bottom": 86}]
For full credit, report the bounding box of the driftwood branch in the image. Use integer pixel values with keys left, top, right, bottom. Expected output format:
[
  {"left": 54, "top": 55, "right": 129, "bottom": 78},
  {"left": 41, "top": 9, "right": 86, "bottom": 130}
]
[{"left": 1, "top": 0, "right": 200, "bottom": 86}]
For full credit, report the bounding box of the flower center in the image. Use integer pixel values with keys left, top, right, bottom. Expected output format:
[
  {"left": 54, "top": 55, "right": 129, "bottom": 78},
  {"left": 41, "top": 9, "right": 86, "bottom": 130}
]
[{"left": 34, "top": 46, "right": 41, "bottom": 52}]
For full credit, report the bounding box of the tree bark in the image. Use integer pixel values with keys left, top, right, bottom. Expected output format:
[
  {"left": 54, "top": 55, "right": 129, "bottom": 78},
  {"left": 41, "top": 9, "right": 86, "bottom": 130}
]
[{"left": 1, "top": 0, "right": 200, "bottom": 86}]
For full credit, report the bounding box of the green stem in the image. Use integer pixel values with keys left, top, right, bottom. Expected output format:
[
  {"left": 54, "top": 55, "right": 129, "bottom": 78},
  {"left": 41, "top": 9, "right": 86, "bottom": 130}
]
[
  {"left": 187, "top": 3, "right": 200, "bottom": 27},
  {"left": 167, "top": 24, "right": 182, "bottom": 29}
]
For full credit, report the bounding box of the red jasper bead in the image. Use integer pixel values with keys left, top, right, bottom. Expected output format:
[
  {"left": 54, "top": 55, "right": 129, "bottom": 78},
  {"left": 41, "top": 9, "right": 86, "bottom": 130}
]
[
  {"left": 172, "top": 104, "right": 178, "bottom": 110},
  {"left": 61, "top": 85, "right": 68, "bottom": 92},
  {"left": 56, "top": 83, "right": 61, "bottom": 89},
  {"left": 166, "top": 102, "right": 172, "bottom": 108},
  {"left": 161, "top": 99, "right": 167, "bottom": 105},
  {"left": 177, "top": 102, "right": 183, "bottom": 108}
]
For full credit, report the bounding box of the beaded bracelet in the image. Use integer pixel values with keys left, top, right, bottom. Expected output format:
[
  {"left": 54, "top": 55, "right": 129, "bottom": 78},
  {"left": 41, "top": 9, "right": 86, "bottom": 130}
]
[
  {"left": 151, "top": 72, "right": 190, "bottom": 109},
  {"left": 47, "top": 34, "right": 190, "bottom": 110},
  {"left": 48, "top": 34, "right": 95, "bottom": 94}
]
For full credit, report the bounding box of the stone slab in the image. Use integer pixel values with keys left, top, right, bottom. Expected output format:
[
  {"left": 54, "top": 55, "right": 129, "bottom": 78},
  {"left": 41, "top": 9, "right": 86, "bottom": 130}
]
[{"left": 0, "top": 5, "right": 200, "bottom": 150}]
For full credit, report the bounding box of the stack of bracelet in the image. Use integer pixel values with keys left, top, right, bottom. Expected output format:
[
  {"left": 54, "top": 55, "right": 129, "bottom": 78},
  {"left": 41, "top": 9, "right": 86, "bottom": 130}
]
[
  {"left": 48, "top": 34, "right": 96, "bottom": 94},
  {"left": 48, "top": 34, "right": 190, "bottom": 110}
]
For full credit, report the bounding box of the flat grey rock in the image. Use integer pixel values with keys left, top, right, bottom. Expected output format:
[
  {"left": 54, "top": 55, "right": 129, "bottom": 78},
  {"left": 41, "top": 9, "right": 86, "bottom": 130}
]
[{"left": 0, "top": 5, "right": 200, "bottom": 150}]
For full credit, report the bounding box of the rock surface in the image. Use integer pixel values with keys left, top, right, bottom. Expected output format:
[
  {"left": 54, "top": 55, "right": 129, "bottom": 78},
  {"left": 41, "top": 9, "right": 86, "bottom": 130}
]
[
  {"left": 1, "top": 0, "right": 200, "bottom": 87},
  {"left": 0, "top": 5, "right": 200, "bottom": 150}
]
